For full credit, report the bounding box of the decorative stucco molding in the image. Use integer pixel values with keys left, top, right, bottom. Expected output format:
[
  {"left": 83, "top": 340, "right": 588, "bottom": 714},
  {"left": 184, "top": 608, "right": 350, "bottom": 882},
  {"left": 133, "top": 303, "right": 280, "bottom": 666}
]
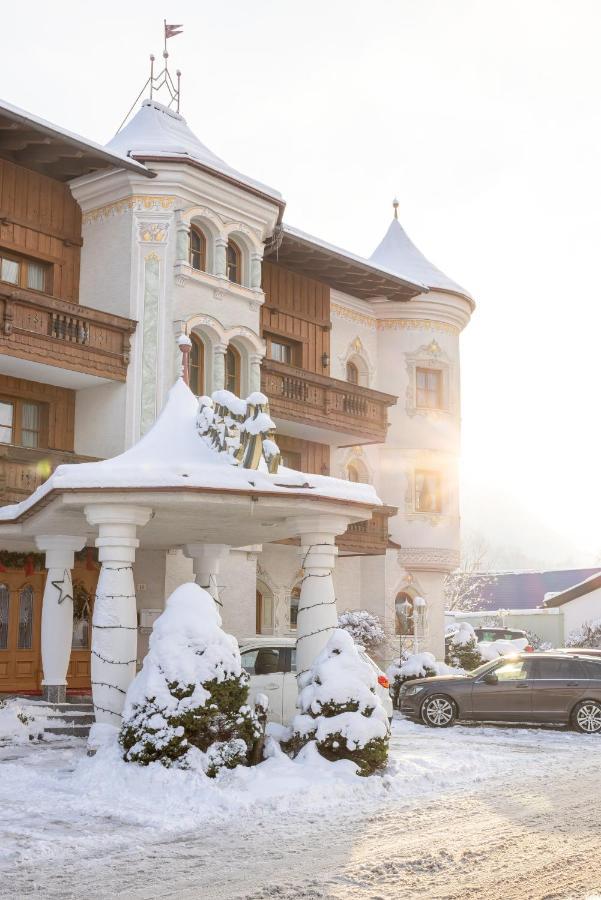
[
  {"left": 83, "top": 195, "right": 176, "bottom": 225},
  {"left": 331, "top": 302, "right": 377, "bottom": 329},
  {"left": 337, "top": 335, "right": 375, "bottom": 387},
  {"left": 404, "top": 339, "right": 457, "bottom": 420},
  {"left": 378, "top": 318, "right": 459, "bottom": 335},
  {"left": 397, "top": 547, "right": 460, "bottom": 573},
  {"left": 138, "top": 222, "right": 170, "bottom": 243}
]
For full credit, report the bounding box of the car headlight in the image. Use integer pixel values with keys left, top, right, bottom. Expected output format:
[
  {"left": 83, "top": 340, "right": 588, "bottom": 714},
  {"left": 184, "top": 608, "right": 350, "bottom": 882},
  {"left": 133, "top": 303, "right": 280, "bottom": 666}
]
[{"left": 405, "top": 685, "right": 426, "bottom": 697}]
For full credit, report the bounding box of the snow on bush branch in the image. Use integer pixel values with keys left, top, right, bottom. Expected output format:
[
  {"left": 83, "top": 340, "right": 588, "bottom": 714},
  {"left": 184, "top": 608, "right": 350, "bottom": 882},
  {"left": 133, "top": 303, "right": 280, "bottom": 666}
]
[
  {"left": 337, "top": 610, "right": 386, "bottom": 654},
  {"left": 566, "top": 618, "right": 601, "bottom": 649},
  {"left": 197, "top": 390, "right": 281, "bottom": 473}
]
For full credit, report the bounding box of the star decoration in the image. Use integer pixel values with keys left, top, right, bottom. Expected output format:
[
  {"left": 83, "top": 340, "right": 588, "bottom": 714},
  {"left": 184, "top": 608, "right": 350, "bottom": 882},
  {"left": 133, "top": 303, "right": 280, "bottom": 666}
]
[{"left": 51, "top": 570, "right": 73, "bottom": 605}]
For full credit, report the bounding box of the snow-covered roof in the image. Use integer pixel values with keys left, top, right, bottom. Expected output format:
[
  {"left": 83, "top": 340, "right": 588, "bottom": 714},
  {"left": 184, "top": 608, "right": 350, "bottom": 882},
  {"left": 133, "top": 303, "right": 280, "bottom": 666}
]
[
  {"left": 369, "top": 217, "right": 472, "bottom": 303},
  {"left": 0, "top": 98, "right": 153, "bottom": 179},
  {"left": 0, "top": 380, "right": 379, "bottom": 524},
  {"left": 107, "top": 101, "right": 282, "bottom": 203}
]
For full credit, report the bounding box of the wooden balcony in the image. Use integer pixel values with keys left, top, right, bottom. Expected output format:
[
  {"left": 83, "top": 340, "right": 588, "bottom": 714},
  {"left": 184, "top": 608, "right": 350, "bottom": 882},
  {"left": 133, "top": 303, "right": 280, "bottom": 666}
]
[
  {"left": 0, "top": 444, "right": 96, "bottom": 504},
  {"left": 336, "top": 505, "right": 399, "bottom": 556},
  {"left": 261, "top": 359, "right": 397, "bottom": 445},
  {"left": 0, "top": 284, "right": 136, "bottom": 382}
]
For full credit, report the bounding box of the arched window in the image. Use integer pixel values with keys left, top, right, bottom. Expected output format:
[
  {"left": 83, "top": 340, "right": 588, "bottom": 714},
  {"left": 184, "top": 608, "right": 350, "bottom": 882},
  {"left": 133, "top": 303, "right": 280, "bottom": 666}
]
[
  {"left": 189, "top": 226, "right": 207, "bottom": 272},
  {"left": 226, "top": 240, "right": 241, "bottom": 284},
  {"left": 18, "top": 585, "right": 34, "bottom": 649},
  {"left": 346, "top": 361, "right": 359, "bottom": 384},
  {"left": 290, "top": 585, "right": 300, "bottom": 630},
  {"left": 225, "top": 345, "right": 240, "bottom": 395},
  {"left": 0, "top": 583, "right": 9, "bottom": 650},
  {"left": 71, "top": 580, "right": 92, "bottom": 649},
  {"left": 347, "top": 464, "right": 360, "bottom": 483},
  {"left": 190, "top": 334, "right": 204, "bottom": 396},
  {"left": 395, "top": 592, "right": 414, "bottom": 636}
]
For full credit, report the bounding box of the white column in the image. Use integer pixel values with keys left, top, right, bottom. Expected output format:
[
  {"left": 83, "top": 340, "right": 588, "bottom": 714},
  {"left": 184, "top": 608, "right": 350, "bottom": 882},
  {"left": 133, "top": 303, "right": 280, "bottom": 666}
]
[
  {"left": 213, "top": 343, "right": 227, "bottom": 391},
  {"left": 35, "top": 535, "right": 86, "bottom": 703},
  {"left": 250, "top": 252, "right": 263, "bottom": 290},
  {"left": 287, "top": 515, "right": 351, "bottom": 678},
  {"left": 249, "top": 352, "right": 263, "bottom": 393},
  {"left": 85, "top": 504, "right": 152, "bottom": 726},
  {"left": 175, "top": 213, "right": 190, "bottom": 264},
  {"left": 184, "top": 543, "right": 230, "bottom": 608},
  {"left": 215, "top": 237, "right": 228, "bottom": 278}
]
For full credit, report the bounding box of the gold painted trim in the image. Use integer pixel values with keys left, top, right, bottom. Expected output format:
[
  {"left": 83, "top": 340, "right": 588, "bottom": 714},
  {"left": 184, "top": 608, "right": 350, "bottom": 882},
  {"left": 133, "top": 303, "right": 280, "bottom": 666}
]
[{"left": 83, "top": 195, "right": 176, "bottom": 225}]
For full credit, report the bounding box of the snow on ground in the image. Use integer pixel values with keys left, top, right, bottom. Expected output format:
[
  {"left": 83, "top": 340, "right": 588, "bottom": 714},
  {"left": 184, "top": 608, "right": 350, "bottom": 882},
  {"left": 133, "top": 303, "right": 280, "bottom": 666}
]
[
  {"left": 0, "top": 715, "right": 598, "bottom": 876},
  {"left": 0, "top": 697, "right": 63, "bottom": 745}
]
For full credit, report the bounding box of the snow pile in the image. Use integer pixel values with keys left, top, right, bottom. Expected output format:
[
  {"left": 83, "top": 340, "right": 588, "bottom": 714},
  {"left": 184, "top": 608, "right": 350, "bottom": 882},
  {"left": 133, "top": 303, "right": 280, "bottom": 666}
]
[
  {"left": 196, "top": 390, "right": 281, "bottom": 473},
  {"left": 285, "top": 629, "right": 390, "bottom": 776},
  {"left": 387, "top": 652, "right": 457, "bottom": 709},
  {"left": 119, "top": 583, "right": 265, "bottom": 775},
  {"left": 337, "top": 609, "right": 386, "bottom": 654},
  {"left": 566, "top": 618, "right": 601, "bottom": 649},
  {"left": 478, "top": 638, "right": 528, "bottom": 661},
  {"left": 0, "top": 698, "right": 54, "bottom": 744}
]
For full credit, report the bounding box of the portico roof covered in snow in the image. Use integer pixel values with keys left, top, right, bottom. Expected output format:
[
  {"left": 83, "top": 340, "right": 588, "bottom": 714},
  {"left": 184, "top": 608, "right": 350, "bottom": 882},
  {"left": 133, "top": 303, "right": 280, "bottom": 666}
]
[
  {"left": 369, "top": 217, "right": 474, "bottom": 306},
  {"left": 0, "top": 380, "right": 380, "bottom": 548},
  {"left": 107, "top": 100, "right": 283, "bottom": 208}
]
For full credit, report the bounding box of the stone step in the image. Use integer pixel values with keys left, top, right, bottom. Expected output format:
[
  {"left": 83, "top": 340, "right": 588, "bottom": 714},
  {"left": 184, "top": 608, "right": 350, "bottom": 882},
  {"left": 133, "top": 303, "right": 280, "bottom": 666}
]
[
  {"left": 53, "top": 703, "right": 94, "bottom": 714},
  {"left": 44, "top": 723, "right": 91, "bottom": 738},
  {"left": 47, "top": 711, "right": 95, "bottom": 726}
]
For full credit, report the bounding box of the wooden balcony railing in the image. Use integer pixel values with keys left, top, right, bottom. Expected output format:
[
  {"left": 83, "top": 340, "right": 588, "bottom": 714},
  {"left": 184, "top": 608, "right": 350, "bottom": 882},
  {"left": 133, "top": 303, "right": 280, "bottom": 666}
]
[
  {"left": 0, "top": 444, "right": 97, "bottom": 504},
  {"left": 0, "top": 285, "right": 136, "bottom": 382},
  {"left": 261, "top": 359, "right": 397, "bottom": 444},
  {"left": 336, "top": 505, "right": 399, "bottom": 556}
]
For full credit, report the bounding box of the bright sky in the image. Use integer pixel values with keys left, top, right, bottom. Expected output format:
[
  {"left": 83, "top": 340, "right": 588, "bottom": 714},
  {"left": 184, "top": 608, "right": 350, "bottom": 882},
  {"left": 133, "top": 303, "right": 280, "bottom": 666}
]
[{"left": 2, "top": 0, "right": 600, "bottom": 569}]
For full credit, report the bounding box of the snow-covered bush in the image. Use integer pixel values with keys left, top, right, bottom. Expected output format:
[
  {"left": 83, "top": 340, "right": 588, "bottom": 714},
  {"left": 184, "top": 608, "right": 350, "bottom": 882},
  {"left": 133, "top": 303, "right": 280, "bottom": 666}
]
[
  {"left": 446, "top": 622, "right": 485, "bottom": 670},
  {"left": 478, "top": 637, "right": 528, "bottom": 661},
  {"left": 119, "top": 583, "right": 266, "bottom": 776},
  {"left": 387, "top": 652, "right": 456, "bottom": 709},
  {"left": 337, "top": 609, "right": 385, "bottom": 654},
  {"left": 526, "top": 630, "right": 553, "bottom": 651},
  {"left": 284, "top": 629, "right": 390, "bottom": 776},
  {"left": 566, "top": 618, "right": 601, "bottom": 649}
]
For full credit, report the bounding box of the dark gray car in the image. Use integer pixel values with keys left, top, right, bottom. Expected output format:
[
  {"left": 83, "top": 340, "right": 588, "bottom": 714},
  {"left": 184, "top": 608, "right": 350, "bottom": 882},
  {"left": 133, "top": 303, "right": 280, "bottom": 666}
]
[{"left": 399, "top": 653, "right": 601, "bottom": 733}]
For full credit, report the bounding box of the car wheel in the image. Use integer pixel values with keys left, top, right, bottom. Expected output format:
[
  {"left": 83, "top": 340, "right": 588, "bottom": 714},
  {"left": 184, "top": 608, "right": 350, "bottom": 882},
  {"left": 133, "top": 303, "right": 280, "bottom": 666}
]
[
  {"left": 420, "top": 694, "right": 456, "bottom": 728},
  {"left": 572, "top": 700, "right": 601, "bottom": 734}
]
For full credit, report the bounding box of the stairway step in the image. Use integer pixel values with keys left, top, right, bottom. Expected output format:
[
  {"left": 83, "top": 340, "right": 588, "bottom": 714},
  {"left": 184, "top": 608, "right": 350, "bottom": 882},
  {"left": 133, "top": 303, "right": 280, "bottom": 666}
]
[
  {"left": 53, "top": 703, "right": 94, "bottom": 713},
  {"left": 44, "top": 724, "right": 90, "bottom": 738},
  {"left": 47, "top": 712, "right": 95, "bottom": 725}
]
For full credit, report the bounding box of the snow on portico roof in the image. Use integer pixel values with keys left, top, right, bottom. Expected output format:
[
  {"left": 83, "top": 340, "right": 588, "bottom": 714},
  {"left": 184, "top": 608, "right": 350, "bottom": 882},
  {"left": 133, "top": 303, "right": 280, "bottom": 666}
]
[
  {"left": 0, "top": 380, "right": 379, "bottom": 524},
  {"left": 106, "top": 100, "right": 282, "bottom": 203},
  {"left": 369, "top": 216, "right": 473, "bottom": 305}
]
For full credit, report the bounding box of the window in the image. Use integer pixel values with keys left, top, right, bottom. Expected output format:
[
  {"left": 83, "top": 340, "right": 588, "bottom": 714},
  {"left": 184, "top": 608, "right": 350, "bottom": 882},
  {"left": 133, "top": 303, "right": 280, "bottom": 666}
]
[
  {"left": 0, "top": 584, "right": 8, "bottom": 650},
  {"left": 189, "top": 226, "right": 207, "bottom": 272},
  {"left": 226, "top": 240, "right": 241, "bottom": 284},
  {"left": 266, "top": 334, "right": 300, "bottom": 367},
  {"left": 395, "top": 592, "right": 414, "bottom": 636},
  {"left": 0, "top": 398, "right": 44, "bottom": 448},
  {"left": 416, "top": 368, "right": 443, "bottom": 410},
  {"left": 0, "top": 250, "right": 49, "bottom": 292},
  {"left": 346, "top": 361, "right": 359, "bottom": 384},
  {"left": 534, "top": 658, "right": 589, "bottom": 680},
  {"left": 280, "top": 449, "right": 302, "bottom": 470},
  {"left": 240, "top": 646, "right": 285, "bottom": 675},
  {"left": 17, "top": 585, "right": 34, "bottom": 650},
  {"left": 347, "top": 464, "right": 360, "bottom": 483},
  {"left": 290, "top": 586, "right": 300, "bottom": 630},
  {"left": 270, "top": 340, "right": 292, "bottom": 364},
  {"left": 415, "top": 470, "right": 442, "bottom": 513},
  {"left": 71, "top": 581, "right": 92, "bottom": 650},
  {"left": 225, "top": 346, "right": 240, "bottom": 395},
  {"left": 190, "top": 334, "right": 204, "bottom": 396},
  {"left": 493, "top": 660, "right": 529, "bottom": 682}
]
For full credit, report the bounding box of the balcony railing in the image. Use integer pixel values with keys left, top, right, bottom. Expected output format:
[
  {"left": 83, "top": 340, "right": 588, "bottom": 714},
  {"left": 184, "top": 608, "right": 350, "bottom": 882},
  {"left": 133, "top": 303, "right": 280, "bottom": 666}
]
[
  {"left": 0, "top": 285, "right": 136, "bottom": 382},
  {"left": 336, "top": 505, "right": 399, "bottom": 556},
  {"left": 0, "top": 444, "right": 97, "bottom": 504},
  {"left": 261, "top": 359, "right": 397, "bottom": 444}
]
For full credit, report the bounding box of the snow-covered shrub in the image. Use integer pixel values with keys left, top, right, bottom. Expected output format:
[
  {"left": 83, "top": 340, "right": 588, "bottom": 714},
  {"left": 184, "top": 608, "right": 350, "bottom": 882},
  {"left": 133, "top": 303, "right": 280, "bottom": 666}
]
[
  {"left": 284, "top": 629, "right": 390, "bottom": 776},
  {"left": 387, "top": 652, "right": 455, "bottom": 709},
  {"left": 446, "top": 622, "right": 485, "bottom": 670},
  {"left": 119, "top": 583, "right": 266, "bottom": 776},
  {"left": 478, "top": 637, "right": 528, "bottom": 661},
  {"left": 566, "top": 618, "right": 601, "bottom": 649},
  {"left": 526, "top": 631, "right": 553, "bottom": 651},
  {"left": 337, "top": 609, "right": 385, "bottom": 654}
]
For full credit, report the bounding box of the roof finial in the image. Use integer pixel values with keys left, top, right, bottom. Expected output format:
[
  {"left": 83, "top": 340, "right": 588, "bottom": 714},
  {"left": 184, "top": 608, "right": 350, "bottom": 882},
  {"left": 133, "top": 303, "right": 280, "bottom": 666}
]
[{"left": 392, "top": 197, "right": 399, "bottom": 220}]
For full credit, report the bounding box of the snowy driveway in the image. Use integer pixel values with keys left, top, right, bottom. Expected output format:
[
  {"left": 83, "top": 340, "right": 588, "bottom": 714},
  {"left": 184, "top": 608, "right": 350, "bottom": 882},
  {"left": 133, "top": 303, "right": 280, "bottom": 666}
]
[{"left": 1, "top": 717, "right": 600, "bottom": 899}]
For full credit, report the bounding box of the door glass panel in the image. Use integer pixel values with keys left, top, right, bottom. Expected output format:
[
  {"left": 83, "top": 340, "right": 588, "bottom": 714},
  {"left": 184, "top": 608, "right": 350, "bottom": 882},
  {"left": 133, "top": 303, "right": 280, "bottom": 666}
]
[
  {"left": 17, "top": 585, "right": 34, "bottom": 650},
  {"left": 26, "top": 261, "right": 46, "bottom": 291},
  {"left": 0, "top": 257, "right": 19, "bottom": 285},
  {"left": 71, "top": 582, "right": 92, "bottom": 649},
  {"left": 21, "top": 402, "right": 40, "bottom": 448},
  {"left": 0, "top": 402, "right": 14, "bottom": 444},
  {"left": 290, "top": 648, "right": 296, "bottom": 672},
  {"left": 0, "top": 584, "right": 9, "bottom": 650},
  {"left": 535, "top": 658, "right": 587, "bottom": 679},
  {"left": 494, "top": 660, "right": 528, "bottom": 681},
  {"left": 240, "top": 647, "right": 284, "bottom": 675}
]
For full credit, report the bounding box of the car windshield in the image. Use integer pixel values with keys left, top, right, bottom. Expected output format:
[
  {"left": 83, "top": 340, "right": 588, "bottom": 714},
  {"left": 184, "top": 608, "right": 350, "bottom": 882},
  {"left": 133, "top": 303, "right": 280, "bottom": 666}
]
[{"left": 469, "top": 659, "right": 503, "bottom": 678}]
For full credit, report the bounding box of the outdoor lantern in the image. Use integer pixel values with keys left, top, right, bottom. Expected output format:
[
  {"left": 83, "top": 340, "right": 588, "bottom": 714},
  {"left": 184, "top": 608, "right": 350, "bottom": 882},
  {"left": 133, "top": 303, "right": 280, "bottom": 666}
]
[{"left": 321, "top": 352, "right": 330, "bottom": 368}]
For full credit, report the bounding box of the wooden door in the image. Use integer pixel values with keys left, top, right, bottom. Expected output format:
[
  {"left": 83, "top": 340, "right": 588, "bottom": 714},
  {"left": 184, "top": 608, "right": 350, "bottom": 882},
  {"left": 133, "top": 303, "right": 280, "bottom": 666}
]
[
  {"left": 66, "top": 562, "right": 97, "bottom": 692},
  {"left": 0, "top": 571, "right": 45, "bottom": 692}
]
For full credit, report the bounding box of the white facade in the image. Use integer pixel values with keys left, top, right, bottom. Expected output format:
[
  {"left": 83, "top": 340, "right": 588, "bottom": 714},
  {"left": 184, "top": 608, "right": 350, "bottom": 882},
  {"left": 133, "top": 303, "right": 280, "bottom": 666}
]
[{"left": 68, "top": 100, "right": 473, "bottom": 665}]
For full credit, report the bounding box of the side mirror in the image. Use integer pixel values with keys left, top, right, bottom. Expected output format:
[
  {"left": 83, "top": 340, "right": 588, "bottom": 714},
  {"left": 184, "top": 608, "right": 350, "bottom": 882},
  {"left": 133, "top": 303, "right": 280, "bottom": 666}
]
[{"left": 483, "top": 672, "right": 498, "bottom": 685}]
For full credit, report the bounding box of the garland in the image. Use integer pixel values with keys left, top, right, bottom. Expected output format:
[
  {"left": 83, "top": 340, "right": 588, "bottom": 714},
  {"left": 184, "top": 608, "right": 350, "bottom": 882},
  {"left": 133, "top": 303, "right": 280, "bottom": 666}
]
[{"left": 0, "top": 547, "right": 99, "bottom": 574}]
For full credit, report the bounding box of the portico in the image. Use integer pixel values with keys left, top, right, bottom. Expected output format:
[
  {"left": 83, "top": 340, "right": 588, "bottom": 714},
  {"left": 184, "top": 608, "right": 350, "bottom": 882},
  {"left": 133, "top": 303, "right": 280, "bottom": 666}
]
[{"left": 0, "top": 373, "right": 381, "bottom": 724}]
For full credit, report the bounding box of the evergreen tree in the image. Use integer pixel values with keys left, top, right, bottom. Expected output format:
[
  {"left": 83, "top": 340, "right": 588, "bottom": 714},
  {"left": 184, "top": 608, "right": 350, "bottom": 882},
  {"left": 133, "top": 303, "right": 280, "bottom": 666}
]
[
  {"left": 447, "top": 623, "right": 484, "bottom": 671},
  {"left": 387, "top": 652, "right": 440, "bottom": 709},
  {"left": 119, "top": 583, "right": 266, "bottom": 776},
  {"left": 285, "top": 629, "right": 390, "bottom": 776}
]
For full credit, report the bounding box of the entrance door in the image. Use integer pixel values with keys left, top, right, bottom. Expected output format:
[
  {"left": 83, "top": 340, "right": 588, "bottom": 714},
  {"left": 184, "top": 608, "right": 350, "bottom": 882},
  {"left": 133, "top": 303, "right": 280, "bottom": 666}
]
[
  {"left": 0, "top": 571, "right": 45, "bottom": 693},
  {"left": 66, "top": 562, "right": 97, "bottom": 693}
]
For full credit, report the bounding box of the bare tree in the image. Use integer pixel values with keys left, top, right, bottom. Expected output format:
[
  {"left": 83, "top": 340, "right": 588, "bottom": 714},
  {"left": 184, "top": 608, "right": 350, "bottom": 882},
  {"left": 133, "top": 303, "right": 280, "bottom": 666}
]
[{"left": 444, "top": 534, "right": 498, "bottom": 612}]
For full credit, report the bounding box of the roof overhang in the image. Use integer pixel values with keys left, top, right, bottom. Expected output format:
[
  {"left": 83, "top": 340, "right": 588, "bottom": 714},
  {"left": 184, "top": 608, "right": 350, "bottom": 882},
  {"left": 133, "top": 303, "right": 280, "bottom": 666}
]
[
  {"left": 543, "top": 573, "right": 601, "bottom": 607},
  {"left": 0, "top": 99, "right": 155, "bottom": 182},
  {"left": 266, "top": 226, "right": 426, "bottom": 302}
]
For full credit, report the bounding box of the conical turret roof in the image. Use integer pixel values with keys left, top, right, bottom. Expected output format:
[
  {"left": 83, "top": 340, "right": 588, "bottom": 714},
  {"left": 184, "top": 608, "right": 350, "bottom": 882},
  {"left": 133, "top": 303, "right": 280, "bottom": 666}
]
[
  {"left": 370, "top": 216, "right": 471, "bottom": 302},
  {"left": 107, "top": 100, "right": 281, "bottom": 201}
]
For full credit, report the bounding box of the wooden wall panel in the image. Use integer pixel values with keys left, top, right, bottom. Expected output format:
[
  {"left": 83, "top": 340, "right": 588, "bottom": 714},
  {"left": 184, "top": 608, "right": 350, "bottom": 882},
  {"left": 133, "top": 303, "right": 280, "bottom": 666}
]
[
  {"left": 0, "top": 159, "right": 82, "bottom": 303},
  {"left": 0, "top": 373, "right": 75, "bottom": 451},
  {"left": 278, "top": 434, "right": 330, "bottom": 476},
  {"left": 261, "top": 262, "right": 331, "bottom": 375}
]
